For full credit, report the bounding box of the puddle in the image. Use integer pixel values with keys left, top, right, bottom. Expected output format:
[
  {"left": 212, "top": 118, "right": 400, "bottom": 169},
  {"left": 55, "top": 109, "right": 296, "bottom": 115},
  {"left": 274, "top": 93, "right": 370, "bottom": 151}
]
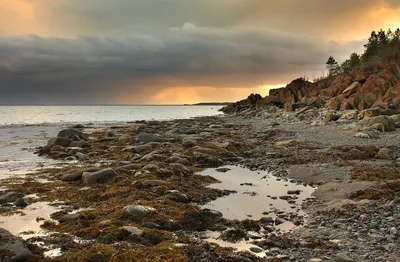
[
  {"left": 199, "top": 165, "right": 316, "bottom": 257},
  {"left": 0, "top": 201, "right": 62, "bottom": 239},
  {"left": 201, "top": 165, "right": 315, "bottom": 221}
]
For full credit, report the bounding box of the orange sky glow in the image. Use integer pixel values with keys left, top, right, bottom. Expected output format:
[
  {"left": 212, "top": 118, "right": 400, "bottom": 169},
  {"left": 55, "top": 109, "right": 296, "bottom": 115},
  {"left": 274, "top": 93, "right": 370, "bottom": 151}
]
[{"left": 0, "top": 0, "right": 399, "bottom": 104}]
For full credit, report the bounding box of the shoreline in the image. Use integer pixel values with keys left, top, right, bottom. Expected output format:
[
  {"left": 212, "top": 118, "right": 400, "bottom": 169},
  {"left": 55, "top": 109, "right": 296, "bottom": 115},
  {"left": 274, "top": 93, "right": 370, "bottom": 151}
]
[{"left": 0, "top": 108, "right": 399, "bottom": 261}]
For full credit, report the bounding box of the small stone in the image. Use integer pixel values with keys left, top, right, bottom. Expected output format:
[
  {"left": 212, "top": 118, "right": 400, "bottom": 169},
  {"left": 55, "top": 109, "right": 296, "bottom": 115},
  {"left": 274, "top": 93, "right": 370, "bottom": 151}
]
[
  {"left": 123, "top": 205, "right": 155, "bottom": 217},
  {"left": 120, "top": 226, "right": 142, "bottom": 235},
  {"left": 119, "top": 134, "right": 132, "bottom": 143},
  {"left": 354, "top": 132, "right": 370, "bottom": 138},
  {"left": 75, "top": 152, "right": 88, "bottom": 161},
  {"left": 59, "top": 213, "right": 80, "bottom": 223},
  {"left": 13, "top": 198, "right": 28, "bottom": 208},
  {"left": 249, "top": 247, "right": 263, "bottom": 253},
  {"left": 275, "top": 217, "right": 285, "bottom": 225},
  {"left": 377, "top": 148, "right": 397, "bottom": 160}
]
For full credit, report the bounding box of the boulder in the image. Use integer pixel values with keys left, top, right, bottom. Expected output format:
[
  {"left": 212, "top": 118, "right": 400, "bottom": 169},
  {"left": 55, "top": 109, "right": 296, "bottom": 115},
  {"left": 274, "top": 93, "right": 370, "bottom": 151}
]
[
  {"left": 170, "top": 163, "right": 190, "bottom": 175},
  {"left": 342, "top": 81, "right": 361, "bottom": 98},
  {"left": 358, "top": 115, "right": 396, "bottom": 132},
  {"left": 377, "top": 148, "right": 397, "bottom": 160},
  {"left": 0, "top": 192, "right": 19, "bottom": 204},
  {"left": 119, "top": 134, "right": 132, "bottom": 143},
  {"left": 325, "top": 99, "right": 340, "bottom": 110},
  {"left": 69, "top": 141, "right": 90, "bottom": 148},
  {"left": 340, "top": 110, "right": 358, "bottom": 120},
  {"left": 320, "top": 73, "right": 354, "bottom": 97},
  {"left": 358, "top": 75, "right": 391, "bottom": 101},
  {"left": 51, "top": 145, "right": 64, "bottom": 152},
  {"left": 13, "top": 198, "right": 28, "bottom": 208},
  {"left": 60, "top": 171, "right": 83, "bottom": 181},
  {"left": 143, "top": 164, "right": 160, "bottom": 173},
  {"left": 359, "top": 108, "right": 398, "bottom": 119},
  {"left": 220, "top": 93, "right": 263, "bottom": 114},
  {"left": 47, "top": 137, "right": 72, "bottom": 147},
  {"left": 57, "top": 128, "right": 89, "bottom": 141},
  {"left": 75, "top": 152, "right": 88, "bottom": 161},
  {"left": 382, "top": 82, "right": 400, "bottom": 108},
  {"left": 182, "top": 139, "right": 197, "bottom": 148},
  {"left": 136, "top": 133, "right": 163, "bottom": 143},
  {"left": 82, "top": 169, "right": 117, "bottom": 185},
  {"left": 0, "top": 228, "right": 32, "bottom": 262}
]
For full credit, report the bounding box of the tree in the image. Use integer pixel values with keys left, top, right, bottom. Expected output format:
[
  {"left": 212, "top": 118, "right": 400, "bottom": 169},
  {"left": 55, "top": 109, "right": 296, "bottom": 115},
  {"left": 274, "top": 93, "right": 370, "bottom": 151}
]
[
  {"left": 326, "top": 56, "right": 340, "bottom": 76},
  {"left": 349, "top": 53, "right": 361, "bottom": 68}
]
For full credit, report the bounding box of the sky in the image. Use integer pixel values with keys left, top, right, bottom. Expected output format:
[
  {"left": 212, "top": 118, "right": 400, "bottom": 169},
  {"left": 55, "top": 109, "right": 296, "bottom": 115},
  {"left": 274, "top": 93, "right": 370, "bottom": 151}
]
[{"left": 0, "top": 0, "right": 400, "bottom": 104}]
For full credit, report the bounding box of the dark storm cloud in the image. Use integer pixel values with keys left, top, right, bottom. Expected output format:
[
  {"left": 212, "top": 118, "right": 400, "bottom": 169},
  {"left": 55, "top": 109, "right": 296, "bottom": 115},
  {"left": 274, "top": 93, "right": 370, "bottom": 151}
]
[{"left": 0, "top": 26, "right": 363, "bottom": 104}]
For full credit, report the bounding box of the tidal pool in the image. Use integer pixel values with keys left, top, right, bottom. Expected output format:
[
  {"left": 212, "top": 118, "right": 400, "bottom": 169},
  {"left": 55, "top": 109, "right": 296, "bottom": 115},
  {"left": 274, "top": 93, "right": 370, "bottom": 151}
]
[
  {"left": 0, "top": 201, "right": 62, "bottom": 239},
  {"left": 201, "top": 165, "right": 315, "bottom": 221},
  {"left": 199, "top": 165, "right": 316, "bottom": 257}
]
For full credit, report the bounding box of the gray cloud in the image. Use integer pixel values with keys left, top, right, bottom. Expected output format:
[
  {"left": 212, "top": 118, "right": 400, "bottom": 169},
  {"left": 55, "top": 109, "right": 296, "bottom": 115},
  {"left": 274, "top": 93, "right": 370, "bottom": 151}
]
[
  {"left": 0, "top": 26, "right": 364, "bottom": 104},
  {"left": 35, "top": 0, "right": 375, "bottom": 36}
]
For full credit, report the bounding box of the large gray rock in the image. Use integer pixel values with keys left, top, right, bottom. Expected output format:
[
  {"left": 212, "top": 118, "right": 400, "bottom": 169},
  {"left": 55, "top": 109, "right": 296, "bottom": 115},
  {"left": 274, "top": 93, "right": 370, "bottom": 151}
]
[
  {"left": 358, "top": 115, "right": 396, "bottom": 132},
  {"left": 82, "top": 169, "right": 117, "bottom": 185},
  {"left": 60, "top": 171, "right": 83, "bottom": 181},
  {"left": 136, "top": 133, "right": 162, "bottom": 143},
  {"left": 69, "top": 141, "right": 90, "bottom": 148},
  {"left": 47, "top": 137, "right": 72, "bottom": 147},
  {"left": 0, "top": 228, "right": 32, "bottom": 262},
  {"left": 57, "top": 128, "right": 89, "bottom": 141}
]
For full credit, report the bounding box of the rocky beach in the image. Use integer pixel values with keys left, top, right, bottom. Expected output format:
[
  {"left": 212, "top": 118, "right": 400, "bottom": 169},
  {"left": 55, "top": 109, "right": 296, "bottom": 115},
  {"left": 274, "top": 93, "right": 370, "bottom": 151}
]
[
  {"left": 0, "top": 93, "right": 399, "bottom": 261},
  {"left": 1, "top": 1, "right": 400, "bottom": 261}
]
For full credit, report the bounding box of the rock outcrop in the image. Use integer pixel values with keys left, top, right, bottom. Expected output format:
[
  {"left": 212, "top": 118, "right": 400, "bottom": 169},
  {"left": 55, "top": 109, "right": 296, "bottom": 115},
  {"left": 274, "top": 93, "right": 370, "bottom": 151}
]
[
  {"left": 221, "top": 64, "right": 400, "bottom": 114},
  {"left": 219, "top": 93, "right": 262, "bottom": 114}
]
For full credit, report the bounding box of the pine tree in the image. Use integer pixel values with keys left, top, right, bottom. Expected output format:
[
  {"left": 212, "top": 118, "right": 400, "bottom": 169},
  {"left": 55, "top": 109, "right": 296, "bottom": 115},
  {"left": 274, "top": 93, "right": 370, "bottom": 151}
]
[{"left": 326, "top": 56, "right": 340, "bottom": 76}]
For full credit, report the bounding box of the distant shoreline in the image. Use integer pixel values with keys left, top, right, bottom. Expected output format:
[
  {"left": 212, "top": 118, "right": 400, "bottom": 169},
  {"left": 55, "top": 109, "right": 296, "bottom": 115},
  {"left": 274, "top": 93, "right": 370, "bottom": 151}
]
[{"left": 0, "top": 103, "right": 231, "bottom": 106}]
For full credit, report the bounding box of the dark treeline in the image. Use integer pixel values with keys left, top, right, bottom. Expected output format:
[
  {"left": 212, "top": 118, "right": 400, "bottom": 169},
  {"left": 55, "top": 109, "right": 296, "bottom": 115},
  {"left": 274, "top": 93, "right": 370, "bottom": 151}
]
[{"left": 326, "top": 28, "right": 400, "bottom": 77}]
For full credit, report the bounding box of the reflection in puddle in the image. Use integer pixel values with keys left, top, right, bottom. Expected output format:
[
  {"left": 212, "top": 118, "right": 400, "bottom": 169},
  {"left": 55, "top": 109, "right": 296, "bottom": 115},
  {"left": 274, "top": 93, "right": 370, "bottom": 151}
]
[
  {"left": 201, "top": 165, "right": 315, "bottom": 221},
  {"left": 199, "top": 165, "right": 316, "bottom": 257},
  {"left": 0, "top": 201, "right": 62, "bottom": 239}
]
